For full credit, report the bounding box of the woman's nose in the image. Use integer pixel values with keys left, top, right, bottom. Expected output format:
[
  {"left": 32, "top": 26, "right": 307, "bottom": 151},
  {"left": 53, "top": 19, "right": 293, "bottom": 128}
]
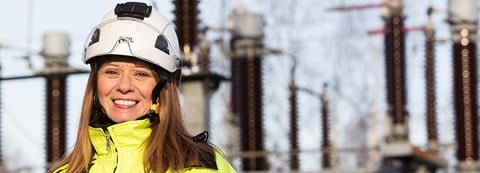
[{"left": 117, "top": 74, "right": 134, "bottom": 93}]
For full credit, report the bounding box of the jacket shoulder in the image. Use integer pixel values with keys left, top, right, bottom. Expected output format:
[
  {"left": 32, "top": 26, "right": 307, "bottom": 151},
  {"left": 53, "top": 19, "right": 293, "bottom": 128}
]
[
  {"left": 181, "top": 149, "right": 237, "bottom": 173},
  {"left": 213, "top": 148, "right": 237, "bottom": 173},
  {"left": 213, "top": 149, "right": 237, "bottom": 173},
  {"left": 51, "top": 164, "right": 68, "bottom": 173}
]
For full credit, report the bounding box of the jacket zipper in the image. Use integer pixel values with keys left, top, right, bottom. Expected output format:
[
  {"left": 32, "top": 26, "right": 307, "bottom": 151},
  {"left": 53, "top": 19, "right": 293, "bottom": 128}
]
[
  {"left": 103, "top": 128, "right": 118, "bottom": 172},
  {"left": 104, "top": 128, "right": 111, "bottom": 150}
]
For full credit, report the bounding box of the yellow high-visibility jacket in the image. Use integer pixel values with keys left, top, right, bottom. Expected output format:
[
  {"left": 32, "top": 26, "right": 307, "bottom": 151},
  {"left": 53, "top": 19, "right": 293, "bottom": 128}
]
[{"left": 54, "top": 119, "right": 237, "bottom": 173}]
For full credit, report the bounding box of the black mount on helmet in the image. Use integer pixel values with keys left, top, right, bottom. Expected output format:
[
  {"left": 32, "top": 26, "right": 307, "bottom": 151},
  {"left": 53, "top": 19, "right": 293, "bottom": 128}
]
[
  {"left": 193, "top": 131, "right": 209, "bottom": 142},
  {"left": 115, "top": 2, "right": 152, "bottom": 20}
]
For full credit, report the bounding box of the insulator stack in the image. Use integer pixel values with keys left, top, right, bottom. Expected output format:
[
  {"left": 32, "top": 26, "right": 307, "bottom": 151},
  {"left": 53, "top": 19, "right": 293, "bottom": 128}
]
[
  {"left": 40, "top": 32, "right": 70, "bottom": 166},
  {"left": 451, "top": 24, "right": 479, "bottom": 168},
  {"left": 173, "top": 0, "right": 206, "bottom": 72},
  {"left": 383, "top": 1, "right": 408, "bottom": 142},
  {"left": 452, "top": 28, "right": 479, "bottom": 164},
  {"left": 320, "top": 84, "right": 332, "bottom": 169},
  {"left": 173, "top": 0, "right": 198, "bottom": 50},
  {"left": 424, "top": 16, "right": 439, "bottom": 152},
  {"left": 379, "top": 1, "right": 414, "bottom": 172},
  {"left": 46, "top": 77, "right": 66, "bottom": 163},
  {"left": 447, "top": 0, "right": 480, "bottom": 171},
  {"left": 288, "top": 81, "right": 299, "bottom": 170},
  {"left": 227, "top": 7, "right": 267, "bottom": 171},
  {"left": 230, "top": 50, "right": 243, "bottom": 115},
  {"left": 231, "top": 53, "right": 267, "bottom": 170}
]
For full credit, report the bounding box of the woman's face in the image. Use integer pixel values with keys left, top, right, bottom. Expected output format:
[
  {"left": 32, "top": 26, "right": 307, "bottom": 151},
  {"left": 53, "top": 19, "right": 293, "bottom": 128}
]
[{"left": 97, "top": 56, "right": 159, "bottom": 123}]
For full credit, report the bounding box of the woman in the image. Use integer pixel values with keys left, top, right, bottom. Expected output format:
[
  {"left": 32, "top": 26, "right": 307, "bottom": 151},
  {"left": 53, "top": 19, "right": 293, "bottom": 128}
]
[{"left": 49, "top": 2, "right": 236, "bottom": 173}]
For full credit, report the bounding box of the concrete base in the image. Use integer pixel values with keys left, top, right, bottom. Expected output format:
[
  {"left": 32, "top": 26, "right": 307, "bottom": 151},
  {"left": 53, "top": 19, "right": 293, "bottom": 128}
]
[
  {"left": 320, "top": 168, "right": 376, "bottom": 173},
  {"left": 181, "top": 81, "right": 209, "bottom": 135},
  {"left": 379, "top": 142, "right": 448, "bottom": 173},
  {"left": 382, "top": 141, "right": 412, "bottom": 157},
  {"left": 457, "top": 161, "right": 480, "bottom": 173},
  {"left": 382, "top": 142, "right": 448, "bottom": 168}
]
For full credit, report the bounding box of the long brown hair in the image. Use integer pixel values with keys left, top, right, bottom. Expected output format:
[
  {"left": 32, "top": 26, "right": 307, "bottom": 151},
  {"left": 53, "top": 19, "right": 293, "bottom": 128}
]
[
  {"left": 145, "top": 80, "right": 214, "bottom": 172},
  {"left": 49, "top": 63, "right": 214, "bottom": 173}
]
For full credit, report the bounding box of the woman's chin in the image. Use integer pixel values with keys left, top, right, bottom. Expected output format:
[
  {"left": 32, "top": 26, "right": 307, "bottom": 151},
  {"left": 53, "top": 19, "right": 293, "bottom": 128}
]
[{"left": 108, "top": 115, "right": 139, "bottom": 123}]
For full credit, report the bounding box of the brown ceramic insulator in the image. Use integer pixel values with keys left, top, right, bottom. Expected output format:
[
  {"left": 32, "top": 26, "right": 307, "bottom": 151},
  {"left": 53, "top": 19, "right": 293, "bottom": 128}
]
[
  {"left": 173, "top": 0, "right": 199, "bottom": 51},
  {"left": 453, "top": 35, "right": 479, "bottom": 162},
  {"left": 321, "top": 88, "right": 332, "bottom": 168},
  {"left": 46, "top": 76, "right": 66, "bottom": 163},
  {"left": 384, "top": 15, "right": 407, "bottom": 133},
  {"left": 289, "top": 82, "right": 299, "bottom": 170},
  {"left": 425, "top": 31, "right": 438, "bottom": 143}
]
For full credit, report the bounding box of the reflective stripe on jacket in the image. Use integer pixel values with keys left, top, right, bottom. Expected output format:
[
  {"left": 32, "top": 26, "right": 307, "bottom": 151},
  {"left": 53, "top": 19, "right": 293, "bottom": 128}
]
[{"left": 54, "top": 119, "right": 237, "bottom": 173}]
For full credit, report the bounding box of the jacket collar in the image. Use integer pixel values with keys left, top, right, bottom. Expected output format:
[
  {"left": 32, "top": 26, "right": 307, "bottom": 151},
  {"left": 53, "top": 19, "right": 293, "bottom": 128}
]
[{"left": 89, "top": 118, "right": 152, "bottom": 155}]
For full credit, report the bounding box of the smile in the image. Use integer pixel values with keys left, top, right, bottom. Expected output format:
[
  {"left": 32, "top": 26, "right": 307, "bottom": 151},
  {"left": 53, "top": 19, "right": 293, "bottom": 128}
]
[{"left": 113, "top": 99, "right": 138, "bottom": 106}]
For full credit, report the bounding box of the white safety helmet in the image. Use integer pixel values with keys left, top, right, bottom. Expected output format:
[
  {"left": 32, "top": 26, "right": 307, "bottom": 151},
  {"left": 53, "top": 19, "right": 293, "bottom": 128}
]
[{"left": 83, "top": 2, "right": 181, "bottom": 74}]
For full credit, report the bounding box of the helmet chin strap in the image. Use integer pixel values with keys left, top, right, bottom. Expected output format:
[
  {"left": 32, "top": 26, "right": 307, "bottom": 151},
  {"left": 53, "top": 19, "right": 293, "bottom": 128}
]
[
  {"left": 141, "top": 78, "right": 167, "bottom": 124},
  {"left": 91, "top": 93, "right": 116, "bottom": 127}
]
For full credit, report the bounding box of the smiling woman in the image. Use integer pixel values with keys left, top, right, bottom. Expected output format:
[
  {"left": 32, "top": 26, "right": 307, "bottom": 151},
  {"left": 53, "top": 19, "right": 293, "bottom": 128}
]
[
  {"left": 47, "top": 1, "right": 236, "bottom": 173},
  {"left": 96, "top": 56, "right": 160, "bottom": 123}
]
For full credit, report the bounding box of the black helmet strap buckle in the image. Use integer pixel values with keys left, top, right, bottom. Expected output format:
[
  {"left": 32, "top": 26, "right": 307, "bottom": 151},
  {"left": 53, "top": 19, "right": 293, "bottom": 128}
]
[{"left": 115, "top": 2, "right": 152, "bottom": 20}]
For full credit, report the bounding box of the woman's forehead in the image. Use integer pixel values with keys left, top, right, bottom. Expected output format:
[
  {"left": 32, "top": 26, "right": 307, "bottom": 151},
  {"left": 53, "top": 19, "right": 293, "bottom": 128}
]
[{"left": 102, "top": 55, "right": 152, "bottom": 67}]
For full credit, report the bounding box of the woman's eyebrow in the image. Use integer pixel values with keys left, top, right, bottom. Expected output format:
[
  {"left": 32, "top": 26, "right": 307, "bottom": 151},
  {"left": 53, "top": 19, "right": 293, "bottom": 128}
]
[{"left": 134, "top": 64, "right": 150, "bottom": 68}]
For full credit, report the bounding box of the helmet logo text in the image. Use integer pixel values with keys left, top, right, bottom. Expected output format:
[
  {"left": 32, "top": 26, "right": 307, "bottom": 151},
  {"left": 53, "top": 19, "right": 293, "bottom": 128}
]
[{"left": 119, "top": 36, "right": 134, "bottom": 43}]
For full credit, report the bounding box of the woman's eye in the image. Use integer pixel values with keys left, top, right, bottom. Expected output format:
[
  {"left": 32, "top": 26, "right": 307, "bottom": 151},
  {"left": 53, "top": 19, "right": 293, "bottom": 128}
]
[
  {"left": 105, "top": 70, "right": 118, "bottom": 75},
  {"left": 136, "top": 72, "right": 150, "bottom": 77}
]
